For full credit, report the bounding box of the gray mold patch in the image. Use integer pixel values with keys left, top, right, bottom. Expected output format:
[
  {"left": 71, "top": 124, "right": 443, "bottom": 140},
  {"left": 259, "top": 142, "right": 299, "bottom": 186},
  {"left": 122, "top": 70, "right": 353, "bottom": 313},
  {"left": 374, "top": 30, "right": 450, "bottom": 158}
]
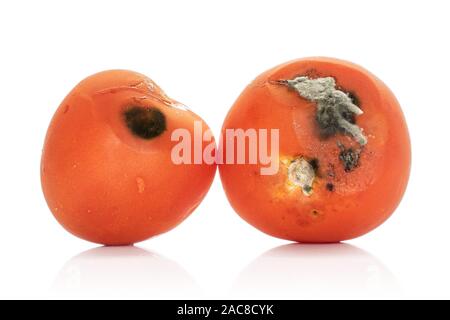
[{"left": 285, "top": 76, "right": 367, "bottom": 146}]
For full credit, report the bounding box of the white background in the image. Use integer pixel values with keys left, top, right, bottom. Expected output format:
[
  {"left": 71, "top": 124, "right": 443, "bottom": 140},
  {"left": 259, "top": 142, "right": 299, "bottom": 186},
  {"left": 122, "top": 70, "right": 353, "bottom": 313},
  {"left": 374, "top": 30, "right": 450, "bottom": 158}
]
[{"left": 0, "top": 0, "right": 449, "bottom": 300}]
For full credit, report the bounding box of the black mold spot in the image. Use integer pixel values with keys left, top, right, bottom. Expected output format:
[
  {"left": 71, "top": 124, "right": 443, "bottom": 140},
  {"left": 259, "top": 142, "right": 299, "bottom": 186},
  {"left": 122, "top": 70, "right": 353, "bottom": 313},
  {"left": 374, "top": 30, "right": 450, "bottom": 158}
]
[
  {"left": 316, "top": 105, "right": 350, "bottom": 138},
  {"left": 326, "top": 183, "right": 335, "bottom": 192},
  {"left": 338, "top": 143, "right": 361, "bottom": 172},
  {"left": 341, "top": 110, "right": 356, "bottom": 124},
  {"left": 342, "top": 90, "right": 361, "bottom": 124},
  {"left": 308, "top": 158, "right": 319, "bottom": 173},
  {"left": 124, "top": 106, "right": 166, "bottom": 140},
  {"left": 316, "top": 103, "right": 357, "bottom": 137},
  {"left": 348, "top": 92, "right": 360, "bottom": 107},
  {"left": 303, "top": 185, "right": 312, "bottom": 193},
  {"left": 312, "top": 88, "right": 363, "bottom": 141},
  {"left": 340, "top": 92, "right": 360, "bottom": 125}
]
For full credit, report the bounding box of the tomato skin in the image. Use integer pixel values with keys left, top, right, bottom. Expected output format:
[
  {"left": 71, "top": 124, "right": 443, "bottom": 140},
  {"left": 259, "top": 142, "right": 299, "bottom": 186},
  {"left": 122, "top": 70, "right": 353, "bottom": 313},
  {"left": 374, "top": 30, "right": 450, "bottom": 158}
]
[
  {"left": 41, "top": 70, "right": 216, "bottom": 245},
  {"left": 219, "top": 57, "right": 411, "bottom": 243}
]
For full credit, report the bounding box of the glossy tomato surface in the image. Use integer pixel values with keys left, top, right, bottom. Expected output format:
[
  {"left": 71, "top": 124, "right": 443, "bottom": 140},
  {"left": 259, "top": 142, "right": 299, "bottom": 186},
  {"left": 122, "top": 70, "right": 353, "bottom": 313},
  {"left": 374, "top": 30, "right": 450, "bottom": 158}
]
[
  {"left": 41, "top": 70, "right": 216, "bottom": 245},
  {"left": 219, "top": 57, "right": 411, "bottom": 242}
]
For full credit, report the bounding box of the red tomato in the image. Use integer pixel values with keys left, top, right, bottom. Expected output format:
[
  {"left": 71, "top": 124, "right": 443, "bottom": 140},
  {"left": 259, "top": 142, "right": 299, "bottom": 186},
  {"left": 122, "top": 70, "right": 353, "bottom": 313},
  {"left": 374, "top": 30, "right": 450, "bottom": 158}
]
[
  {"left": 41, "top": 70, "right": 216, "bottom": 245},
  {"left": 219, "top": 57, "right": 411, "bottom": 242}
]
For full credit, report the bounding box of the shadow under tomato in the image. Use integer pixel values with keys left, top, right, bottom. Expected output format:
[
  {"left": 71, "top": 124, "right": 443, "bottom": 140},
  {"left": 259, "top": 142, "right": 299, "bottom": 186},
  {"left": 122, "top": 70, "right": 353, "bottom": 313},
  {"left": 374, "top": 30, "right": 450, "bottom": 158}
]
[
  {"left": 232, "top": 243, "right": 400, "bottom": 299},
  {"left": 52, "top": 246, "right": 199, "bottom": 299}
]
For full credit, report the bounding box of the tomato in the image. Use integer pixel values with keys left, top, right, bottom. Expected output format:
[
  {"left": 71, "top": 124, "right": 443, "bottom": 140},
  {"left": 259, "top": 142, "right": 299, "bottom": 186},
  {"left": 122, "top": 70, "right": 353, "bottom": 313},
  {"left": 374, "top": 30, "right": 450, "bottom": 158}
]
[
  {"left": 41, "top": 70, "right": 216, "bottom": 245},
  {"left": 219, "top": 57, "right": 411, "bottom": 243}
]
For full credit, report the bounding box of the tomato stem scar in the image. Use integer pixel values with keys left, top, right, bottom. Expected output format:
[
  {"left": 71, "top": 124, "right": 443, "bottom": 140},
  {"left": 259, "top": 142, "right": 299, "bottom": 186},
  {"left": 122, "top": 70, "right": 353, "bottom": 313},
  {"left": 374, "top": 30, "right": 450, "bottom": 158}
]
[
  {"left": 124, "top": 106, "right": 166, "bottom": 139},
  {"left": 279, "top": 76, "right": 367, "bottom": 146}
]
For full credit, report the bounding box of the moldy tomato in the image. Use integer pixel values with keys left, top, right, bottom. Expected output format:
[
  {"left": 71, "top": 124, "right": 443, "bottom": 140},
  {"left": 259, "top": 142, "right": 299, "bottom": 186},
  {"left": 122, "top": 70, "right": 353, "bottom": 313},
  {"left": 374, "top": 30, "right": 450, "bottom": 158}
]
[
  {"left": 41, "top": 70, "right": 216, "bottom": 245},
  {"left": 219, "top": 57, "right": 411, "bottom": 243}
]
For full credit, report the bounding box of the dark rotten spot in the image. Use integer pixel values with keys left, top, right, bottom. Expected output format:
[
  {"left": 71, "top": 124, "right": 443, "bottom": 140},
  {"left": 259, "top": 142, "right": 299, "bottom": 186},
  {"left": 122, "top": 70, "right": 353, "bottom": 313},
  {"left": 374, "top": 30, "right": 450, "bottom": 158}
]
[
  {"left": 316, "top": 102, "right": 357, "bottom": 137},
  {"left": 348, "top": 92, "right": 360, "bottom": 108},
  {"left": 338, "top": 143, "right": 361, "bottom": 172},
  {"left": 124, "top": 106, "right": 166, "bottom": 140},
  {"left": 308, "top": 158, "right": 319, "bottom": 173},
  {"left": 316, "top": 105, "right": 341, "bottom": 138},
  {"left": 341, "top": 92, "right": 361, "bottom": 125}
]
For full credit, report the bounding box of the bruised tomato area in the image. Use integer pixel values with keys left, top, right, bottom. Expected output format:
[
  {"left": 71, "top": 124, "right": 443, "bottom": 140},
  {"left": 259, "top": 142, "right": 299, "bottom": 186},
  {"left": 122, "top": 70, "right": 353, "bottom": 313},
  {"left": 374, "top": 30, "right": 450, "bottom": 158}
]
[
  {"left": 41, "top": 70, "right": 216, "bottom": 245},
  {"left": 219, "top": 57, "right": 411, "bottom": 243}
]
